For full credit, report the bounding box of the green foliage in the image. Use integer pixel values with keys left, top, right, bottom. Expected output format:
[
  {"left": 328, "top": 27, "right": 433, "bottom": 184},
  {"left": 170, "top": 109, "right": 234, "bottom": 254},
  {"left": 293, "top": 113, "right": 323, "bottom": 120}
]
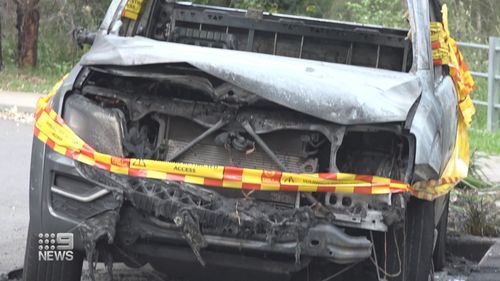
[
  {"left": 1, "top": 0, "right": 110, "bottom": 76},
  {"left": 193, "top": 0, "right": 407, "bottom": 25},
  {"left": 341, "top": 0, "right": 406, "bottom": 28},
  {"left": 35, "top": 1, "right": 109, "bottom": 75},
  {"left": 462, "top": 192, "right": 499, "bottom": 237},
  {"left": 0, "top": 63, "right": 61, "bottom": 93},
  {"left": 194, "top": 0, "right": 330, "bottom": 17},
  {"left": 442, "top": 0, "right": 500, "bottom": 43},
  {"left": 456, "top": 151, "right": 493, "bottom": 189},
  {"left": 449, "top": 188, "right": 500, "bottom": 237},
  {"left": 469, "top": 129, "right": 500, "bottom": 155}
]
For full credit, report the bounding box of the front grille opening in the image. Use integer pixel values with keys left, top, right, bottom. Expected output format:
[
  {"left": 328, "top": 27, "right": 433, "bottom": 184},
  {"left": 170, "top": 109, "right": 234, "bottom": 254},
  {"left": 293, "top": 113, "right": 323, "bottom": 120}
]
[
  {"left": 51, "top": 174, "right": 118, "bottom": 219},
  {"left": 123, "top": 114, "right": 333, "bottom": 174},
  {"left": 54, "top": 174, "right": 95, "bottom": 194},
  {"left": 336, "top": 130, "right": 410, "bottom": 181}
]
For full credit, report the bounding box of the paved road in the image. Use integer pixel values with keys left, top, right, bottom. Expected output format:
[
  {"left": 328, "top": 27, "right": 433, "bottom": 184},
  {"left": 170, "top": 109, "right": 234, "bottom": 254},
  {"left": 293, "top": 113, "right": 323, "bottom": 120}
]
[{"left": 0, "top": 119, "right": 31, "bottom": 273}]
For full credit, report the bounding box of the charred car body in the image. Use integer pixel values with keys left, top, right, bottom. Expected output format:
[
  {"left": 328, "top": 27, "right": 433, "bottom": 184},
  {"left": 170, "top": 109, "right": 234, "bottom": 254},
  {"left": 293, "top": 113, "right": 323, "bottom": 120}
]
[{"left": 24, "top": 0, "right": 458, "bottom": 280}]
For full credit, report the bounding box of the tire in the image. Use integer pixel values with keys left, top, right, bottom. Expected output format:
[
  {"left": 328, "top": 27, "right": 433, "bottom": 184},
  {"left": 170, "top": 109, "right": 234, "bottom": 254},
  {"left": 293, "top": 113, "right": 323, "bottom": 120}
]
[
  {"left": 382, "top": 197, "right": 435, "bottom": 281},
  {"left": 23, "top": 224, "right": 84, "bottom": 281},
  {"left": 433, "top": 194, "right": 450, "bottom": 271},
  {"left": 291, "top": 197, "right": 436, "bottom": 281}
]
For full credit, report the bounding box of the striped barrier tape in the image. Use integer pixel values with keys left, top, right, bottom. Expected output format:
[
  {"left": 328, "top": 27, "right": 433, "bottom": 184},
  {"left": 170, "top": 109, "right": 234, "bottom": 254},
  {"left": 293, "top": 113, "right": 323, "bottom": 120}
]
[
  {"left": 33, "top": 78, "right": 416, "bottom": 195},
  {"left": 34, "top": 77, "right": 464, "bottom": 200},
  {"left": 34, "top": 105, "right": 410, "bottom": 194}
]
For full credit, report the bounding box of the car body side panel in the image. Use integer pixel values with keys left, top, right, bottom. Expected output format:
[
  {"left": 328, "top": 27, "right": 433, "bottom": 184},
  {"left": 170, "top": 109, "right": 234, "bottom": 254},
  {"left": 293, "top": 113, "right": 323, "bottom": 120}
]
[{"left": 410, "top": 75, "right": 458, "bottom": 180}]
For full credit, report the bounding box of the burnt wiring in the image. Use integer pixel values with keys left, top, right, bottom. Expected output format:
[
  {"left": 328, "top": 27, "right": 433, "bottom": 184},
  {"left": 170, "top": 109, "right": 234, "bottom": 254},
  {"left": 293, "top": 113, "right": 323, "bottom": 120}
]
[{"left": 369, "top": 230, "right": 402, "bottom": 280}]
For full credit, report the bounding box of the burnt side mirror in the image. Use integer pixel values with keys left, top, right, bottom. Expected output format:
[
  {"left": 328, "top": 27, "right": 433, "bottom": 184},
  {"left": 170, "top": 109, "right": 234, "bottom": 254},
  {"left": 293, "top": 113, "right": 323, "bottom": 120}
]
[{"left": 72, "top": 27, "right": 96, "bottom": 49}]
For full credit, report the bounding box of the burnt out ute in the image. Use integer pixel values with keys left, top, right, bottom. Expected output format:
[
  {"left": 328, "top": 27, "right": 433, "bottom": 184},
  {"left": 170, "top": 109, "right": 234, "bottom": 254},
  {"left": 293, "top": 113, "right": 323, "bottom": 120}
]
[{"left": 24, "top": 1, "right": 462, "bottom": 281}]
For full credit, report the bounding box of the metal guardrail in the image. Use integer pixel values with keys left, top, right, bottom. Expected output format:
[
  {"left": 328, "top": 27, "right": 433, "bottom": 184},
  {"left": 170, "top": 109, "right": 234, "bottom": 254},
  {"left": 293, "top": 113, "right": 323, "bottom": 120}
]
[{"left": 457, "top": 37, "right": 500, "bottom": 132}]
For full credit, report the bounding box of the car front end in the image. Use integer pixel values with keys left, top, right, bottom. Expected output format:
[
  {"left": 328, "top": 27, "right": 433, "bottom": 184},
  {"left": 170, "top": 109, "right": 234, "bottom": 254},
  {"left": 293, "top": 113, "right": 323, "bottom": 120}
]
[{"left": 24, "top": 1, "right": 474, "bottom": 281}]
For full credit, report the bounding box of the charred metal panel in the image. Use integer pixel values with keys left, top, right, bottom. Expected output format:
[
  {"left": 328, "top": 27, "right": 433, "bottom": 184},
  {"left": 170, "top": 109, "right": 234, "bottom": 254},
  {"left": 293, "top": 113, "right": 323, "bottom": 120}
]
[
  {"left": 75, "top": 163, "right": 374, "bottom": 265},
  {"left": 82, "top": 35, "right": 422, "bottom": 125}
]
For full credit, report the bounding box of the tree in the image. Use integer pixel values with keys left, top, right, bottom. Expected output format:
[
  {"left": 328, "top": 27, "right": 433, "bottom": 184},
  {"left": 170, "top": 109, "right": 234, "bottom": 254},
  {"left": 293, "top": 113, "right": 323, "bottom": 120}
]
[
  {"left": 0, "top": 18, "right": 3, "bottom": 71},
  {"left": 0, "top": 2, "right": 4, "bottom": 71},
  {"left": 14, "top": 0, "right": 40, "bottom": 68}
]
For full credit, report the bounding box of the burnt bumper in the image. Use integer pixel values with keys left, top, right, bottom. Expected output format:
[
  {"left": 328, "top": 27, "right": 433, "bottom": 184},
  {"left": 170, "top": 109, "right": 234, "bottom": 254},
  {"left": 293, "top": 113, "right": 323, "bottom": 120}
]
[
  {"left": 116, "top": 202, "right": 372, "bottom": 265},
  {"left": 41, "top": 153, "right": 372, "bottom": 266}
]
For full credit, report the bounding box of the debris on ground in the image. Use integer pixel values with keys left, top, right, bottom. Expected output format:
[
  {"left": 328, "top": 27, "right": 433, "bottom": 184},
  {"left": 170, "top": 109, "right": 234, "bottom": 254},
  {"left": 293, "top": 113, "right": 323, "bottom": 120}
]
[
  {"left": 446, "top": 255, "right": 480, "bottom": 277},
  {"left": 0, "top": 106, "right": 34, "bottom": 124}
]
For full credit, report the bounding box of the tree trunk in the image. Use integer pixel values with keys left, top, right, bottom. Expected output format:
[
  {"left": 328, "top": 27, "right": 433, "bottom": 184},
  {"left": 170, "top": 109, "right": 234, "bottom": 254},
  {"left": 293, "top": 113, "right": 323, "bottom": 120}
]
[
  {"left": 15, "top": 0, "right": 40, "bottom": 68},
  {"left": 0, "top": 13, "right": 3, "bottom": 71},
  {"left": 0, "top": 4, "right": 3, "bottom": 71}
]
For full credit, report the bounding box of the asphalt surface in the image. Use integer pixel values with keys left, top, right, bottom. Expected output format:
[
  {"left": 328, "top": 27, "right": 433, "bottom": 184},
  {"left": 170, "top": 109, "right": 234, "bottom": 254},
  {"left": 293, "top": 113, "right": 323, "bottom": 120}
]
[{"left": 0, "top": 119, "right": 31, "bottom": 273}]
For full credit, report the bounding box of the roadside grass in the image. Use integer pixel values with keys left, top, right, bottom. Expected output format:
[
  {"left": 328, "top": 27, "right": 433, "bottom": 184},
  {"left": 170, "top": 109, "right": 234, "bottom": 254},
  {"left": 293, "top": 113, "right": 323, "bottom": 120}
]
[
  {"left": 0, "top": 63, "right": 62, "bottom": 94},
  {"left": 468, "top": 78, "right": 500, "bottom": 155},
  {"left": 0, "top": 30, "right": 83, "bottom": 94},
  {"left": 451, "top": 151, "right": 500, "bottom": 238},
  {"left": 469, "top": 129, "right": 500, "bottom": 155},
  {"left": 449, "top": 187, "right": 500, "bottom": 237}
]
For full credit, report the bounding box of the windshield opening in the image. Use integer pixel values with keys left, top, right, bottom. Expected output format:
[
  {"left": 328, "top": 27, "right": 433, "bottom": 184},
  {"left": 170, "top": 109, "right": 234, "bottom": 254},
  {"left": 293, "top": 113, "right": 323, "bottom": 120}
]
[
  {"left": 117, "top": 0, "right": 413, "bottom": 72},
  {"left": 191, "top": 0, "right": 410, "bottom": 29}
]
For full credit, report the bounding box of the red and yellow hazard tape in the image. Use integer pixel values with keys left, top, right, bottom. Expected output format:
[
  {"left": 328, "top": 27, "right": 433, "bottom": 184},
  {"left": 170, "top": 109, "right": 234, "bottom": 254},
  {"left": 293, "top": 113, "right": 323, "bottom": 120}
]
[
  {"left": 33, "top": 78, "right": 469, "bottom": 200},
  {"left": 35, "top": 78, "right": 412, "bottom": 195},
  {"left": 431, "top": 5, "right": 476, "bottom": 127},
  {"left": 34, "top": 77, "right": 469, "bottom": 200}
]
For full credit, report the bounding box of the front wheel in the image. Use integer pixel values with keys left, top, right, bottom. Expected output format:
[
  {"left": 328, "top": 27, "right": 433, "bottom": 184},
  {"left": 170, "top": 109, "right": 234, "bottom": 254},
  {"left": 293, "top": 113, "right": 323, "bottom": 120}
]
[
  {"left": 23, "top": 223, "right": 84, "bottom": 281},
  {"left": 379, "top": 197, "right": 435, "bottom": 281},
  {"left": 433, "top": 194, "right": 450, "bottom": 271}
]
